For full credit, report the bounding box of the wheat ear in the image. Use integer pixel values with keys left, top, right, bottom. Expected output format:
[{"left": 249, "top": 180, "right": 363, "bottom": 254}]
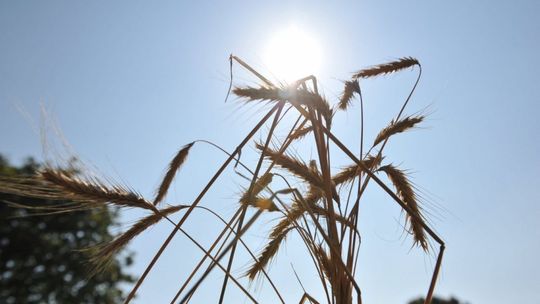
[
  {"left": 290, "top": 125, "right": 314, "bottom": 141},
  {"left": 256, "top": 143, "right": 324, "bottom": 189},
  {"left": 153, "top": 142, "right": 194, "bottom": 206},
  {"left": 332, "top": 155, "right": 382, "bottom": 186},
  {"left": 353, "top": 57, "right": 420, "bottom": 79},
  {"left": 234, "top": 86, "right": 332, "bottom": 127},
  {"left": 378, "top": 164, "right": 428, "bottom": 250},
  {"left": 39, "top": 168, "right": 155, "bottom": 212},
  {"left": 373, "top": 115, "right": 424, "bottom": 147},
  {"left": 338, "top": 80, "right": 360, "bottom": 110},
  {"left": 239, "top": 172, "right": 273, "bottom": 205},
  {"left": 89, "top": 204, "right": 187, "bottom": 274},
  {"left": 246, "top": 226, "right": 294, "bottom": 280}
]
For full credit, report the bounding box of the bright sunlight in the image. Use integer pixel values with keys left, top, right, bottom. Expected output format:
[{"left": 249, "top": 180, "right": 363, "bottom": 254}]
[{"left": 263, "top": 25, "right": 322, "bottom": 82}]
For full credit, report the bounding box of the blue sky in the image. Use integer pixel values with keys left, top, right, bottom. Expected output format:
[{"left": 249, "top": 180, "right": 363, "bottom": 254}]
[{"left": 1, "top": 1, "right": 539, "bottom": 303}]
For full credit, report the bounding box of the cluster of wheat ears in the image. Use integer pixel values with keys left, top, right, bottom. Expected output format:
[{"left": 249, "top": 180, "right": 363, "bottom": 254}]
[{"left": 0, "top": 56, "right": 445, "bottom": 304}]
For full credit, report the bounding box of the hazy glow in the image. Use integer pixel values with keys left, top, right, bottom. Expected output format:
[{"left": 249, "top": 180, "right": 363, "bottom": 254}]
[{"left": 263, "top": 26, "right": 322, "bottom": 82}]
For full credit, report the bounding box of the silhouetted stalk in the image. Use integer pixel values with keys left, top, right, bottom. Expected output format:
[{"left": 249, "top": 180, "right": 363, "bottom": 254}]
[
  {"left": 218, "top": 102, "right": 285, "bottom": 303},
  {"left": 173, "top": 223, "right": 259, "bottom": 303},
  {"left": 179, "top": 208, "right": 264, "bottom": 303},
  {"left": 169, "top": 208, "right": 241, "bottom": 304},
  {"left": 124, "top": 104, "right": 280, "bottom": 304},
  {"left": 349, "top": 65, "right": 423, "bottom": 274}
]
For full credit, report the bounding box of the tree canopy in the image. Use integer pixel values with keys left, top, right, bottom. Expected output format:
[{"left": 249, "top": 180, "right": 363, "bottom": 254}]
[
  {"left": 408, "top": 296, "right": 469, "bottom": 304},
  {"left": 0, "top": 155, "right": 134, "bottom": 304}
]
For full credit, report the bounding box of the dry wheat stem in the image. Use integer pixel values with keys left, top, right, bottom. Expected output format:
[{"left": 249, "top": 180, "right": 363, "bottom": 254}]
[
  {"left": 168, "top": 203, "right": 283, "bottom": 304},
  {"left": 169, "top": 207, "right": 243, "bottom": 304},
  {"left": 291, "top": 187, "right": 362, "bottom": 303},
  {"left": 124, "top": 104, "right": 281, "bottom": 304},
  {"left": 348, "top": 63, "right": 423, "bottom": 277},
  {"left": 218, "top": 102, "right": 284, "bottom": 304},
  {"left": 176, "top": 222, "right": 260, "bottom": 304},
  {"left": 306, "top": 106, "right": 344, "bottom": 297},
  {"left": 179, "top": 208, "right": 265, "bottom": 304}
]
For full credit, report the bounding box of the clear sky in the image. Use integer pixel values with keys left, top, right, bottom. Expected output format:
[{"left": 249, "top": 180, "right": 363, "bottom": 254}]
[{"left": 1, "top": 1, "right": 539, "bottom": 303}]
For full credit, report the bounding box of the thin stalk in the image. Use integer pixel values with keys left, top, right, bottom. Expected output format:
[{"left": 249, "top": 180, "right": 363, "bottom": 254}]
[
  {"left": 308, "top": 105, "right": 346, "bottom": 302},
  {"left": 169, "top": 208, "right": 241, "bottom": 303},
  {"left": 180, "top": 208, "right": 264, "bottom": 303},
  {"left": 291, "top": 188, "right": 362, "bottom": 304},
  {"left": 218, "top": 102, "right": 284, "bottom": 303},
  {"left": 124, "top": 104, "right": 280, "bottom": 304},
  {"left": 349, "top": 65, "right": 422, "bottom": 274}
]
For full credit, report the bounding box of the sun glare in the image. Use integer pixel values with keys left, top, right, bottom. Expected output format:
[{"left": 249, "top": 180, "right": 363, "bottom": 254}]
[{"left": 263, "top": 26, "right": 322, "bottom": 82}]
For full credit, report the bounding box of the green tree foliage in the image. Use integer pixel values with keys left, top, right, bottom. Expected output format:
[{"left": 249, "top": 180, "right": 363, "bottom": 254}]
[
  {"left": 408, "top": 296, "right": 469, "bottom": 304},
  {"left": 0, "top": 155, "right": 134, "bottom": 304}
]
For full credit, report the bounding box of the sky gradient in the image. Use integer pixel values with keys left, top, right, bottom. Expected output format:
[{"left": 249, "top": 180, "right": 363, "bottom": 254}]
[{"left": 1, "top": 1, "right": 539, "bottom": 303}]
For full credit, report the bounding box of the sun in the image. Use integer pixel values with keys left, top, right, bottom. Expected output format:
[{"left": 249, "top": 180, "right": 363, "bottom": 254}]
[{"left": 263, "top": 25, "right": 322, "bottom": 82}]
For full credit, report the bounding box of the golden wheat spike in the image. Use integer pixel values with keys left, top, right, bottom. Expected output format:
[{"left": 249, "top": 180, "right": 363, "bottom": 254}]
[
  {"left": 338, "top": 80, "right": 361, "bottom": 110},
  {"left": 373, "top": 115, "right": 424, "bottom": 147},
  {"left": 239, "top": 172, "right": 273, "bottom": 206},
  {"left": 246, "top": 226, "right": 294, "bottom": 280},
  {"left": 233, "top": 86, "right": 332, "bottom": 127},
  {"left": 39, "top": 168, "right": 155, "bottom": 211},
  {"left": 89, "top": 204, "right": 187, "bottom": 274},
  {"left": 332, "top": 155, "right": 382, "bottom": 186},
  {"left": 290, "top": 125, "right": 314, "bottom": 141},
  {"left": 153, "top": 142, "right": 195, "bottom": 206},
  {"left": 353, "top": 57, "right": 420, "bottom": 79},
  {"left": 256, "top": 143, "right": 324, "bottom": 188},
  {"left": 378, "top": 164, "right": 428, "bottom": 250}
]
